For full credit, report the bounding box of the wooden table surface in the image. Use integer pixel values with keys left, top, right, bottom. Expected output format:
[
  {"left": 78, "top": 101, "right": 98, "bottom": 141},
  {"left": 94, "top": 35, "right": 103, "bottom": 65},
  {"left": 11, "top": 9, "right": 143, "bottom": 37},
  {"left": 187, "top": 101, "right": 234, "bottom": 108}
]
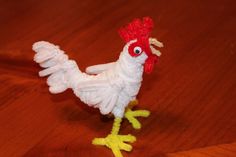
[{"left": 0, "top": 0, "right": 235, "bottom": 157}]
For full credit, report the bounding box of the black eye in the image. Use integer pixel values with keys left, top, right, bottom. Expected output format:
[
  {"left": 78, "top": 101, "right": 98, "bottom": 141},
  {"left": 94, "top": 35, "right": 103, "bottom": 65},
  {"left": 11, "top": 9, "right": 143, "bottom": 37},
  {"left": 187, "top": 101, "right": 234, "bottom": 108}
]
[{"left": 134, "top": 46, "right": 142, "bottom": 55}]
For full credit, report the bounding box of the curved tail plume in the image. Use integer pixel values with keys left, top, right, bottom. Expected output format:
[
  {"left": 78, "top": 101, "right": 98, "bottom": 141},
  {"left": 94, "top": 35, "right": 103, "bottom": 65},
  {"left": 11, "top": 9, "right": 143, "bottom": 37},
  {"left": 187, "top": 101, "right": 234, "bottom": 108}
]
[{"left": 33, "top": 41, "right": 80, "bottom": 93}]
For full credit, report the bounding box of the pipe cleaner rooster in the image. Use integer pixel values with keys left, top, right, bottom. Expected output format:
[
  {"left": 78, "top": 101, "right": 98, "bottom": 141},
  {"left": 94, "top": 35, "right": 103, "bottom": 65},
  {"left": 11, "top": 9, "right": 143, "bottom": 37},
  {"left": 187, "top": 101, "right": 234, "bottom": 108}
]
[{"left": 33, "top": 17, "right": 163, "bottom": 157}]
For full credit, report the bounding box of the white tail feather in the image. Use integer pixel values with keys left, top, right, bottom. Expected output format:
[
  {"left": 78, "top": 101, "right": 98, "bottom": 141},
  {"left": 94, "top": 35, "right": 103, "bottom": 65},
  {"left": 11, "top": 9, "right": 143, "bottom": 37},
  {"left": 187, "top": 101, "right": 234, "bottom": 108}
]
[{"left": 32, "top": 41, "right": 79, "bottom": 94}]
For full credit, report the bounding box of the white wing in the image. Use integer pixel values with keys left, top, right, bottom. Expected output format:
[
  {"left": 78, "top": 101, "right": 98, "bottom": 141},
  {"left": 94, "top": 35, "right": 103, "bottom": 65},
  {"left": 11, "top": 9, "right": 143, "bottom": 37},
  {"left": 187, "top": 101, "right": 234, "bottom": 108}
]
[
  {"left": 85, "top": 62, "right": 116, "bottom": 75},
  {"left": 75, "top": 76, "right": 123, "bottom": 115}
]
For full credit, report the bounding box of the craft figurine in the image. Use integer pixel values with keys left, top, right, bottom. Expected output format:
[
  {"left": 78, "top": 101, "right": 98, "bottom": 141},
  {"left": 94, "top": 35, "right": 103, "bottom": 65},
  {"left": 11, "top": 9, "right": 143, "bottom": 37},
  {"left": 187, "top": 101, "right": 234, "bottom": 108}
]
[{"left": 33, "top": 17, "right": 163, "bottom": 157}]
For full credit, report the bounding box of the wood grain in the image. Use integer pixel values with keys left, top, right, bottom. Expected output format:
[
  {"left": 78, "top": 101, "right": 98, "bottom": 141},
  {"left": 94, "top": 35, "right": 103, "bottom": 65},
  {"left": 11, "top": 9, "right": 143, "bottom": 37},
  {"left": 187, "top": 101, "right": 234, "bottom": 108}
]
[
  {"left": 0, "top": 0, "right": 235, "bottom": 157},
  {"left": 167, "top": 142, "right": 236, "bottom": 157}
]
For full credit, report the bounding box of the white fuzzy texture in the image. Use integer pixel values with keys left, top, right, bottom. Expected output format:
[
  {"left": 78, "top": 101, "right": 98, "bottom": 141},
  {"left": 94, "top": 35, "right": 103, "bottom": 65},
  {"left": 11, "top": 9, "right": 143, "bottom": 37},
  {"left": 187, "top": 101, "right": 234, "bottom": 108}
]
[{"left": 33, "top": 41, "right": 146, "bottom": 118}]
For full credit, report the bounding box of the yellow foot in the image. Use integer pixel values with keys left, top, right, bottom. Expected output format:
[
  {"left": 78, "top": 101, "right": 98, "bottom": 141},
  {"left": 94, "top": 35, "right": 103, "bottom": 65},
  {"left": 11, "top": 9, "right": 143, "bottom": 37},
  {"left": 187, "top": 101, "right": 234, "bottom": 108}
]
[
  {"left": 125, "top": 107, "right": 150, "bottom": 129},
  {"left": 92, "top": 134, "right": 136, "bottom": 157}
]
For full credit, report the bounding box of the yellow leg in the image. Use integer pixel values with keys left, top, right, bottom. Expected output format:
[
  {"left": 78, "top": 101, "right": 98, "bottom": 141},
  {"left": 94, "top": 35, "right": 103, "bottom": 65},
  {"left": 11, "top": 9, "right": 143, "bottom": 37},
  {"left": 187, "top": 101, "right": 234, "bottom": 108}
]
[
  {"left": 92, "top": 118, "right": 136, "bottom": 157},
  {"left": 125, "top": 99, "right": 150, "bottom": 129}
]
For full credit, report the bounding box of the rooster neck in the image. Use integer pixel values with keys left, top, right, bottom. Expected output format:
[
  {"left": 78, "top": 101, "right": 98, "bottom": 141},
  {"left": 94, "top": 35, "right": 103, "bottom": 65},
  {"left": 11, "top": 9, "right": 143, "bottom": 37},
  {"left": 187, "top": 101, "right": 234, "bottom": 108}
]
[{"left": 116, "top": 51, "right": 144, "bottom": 84}]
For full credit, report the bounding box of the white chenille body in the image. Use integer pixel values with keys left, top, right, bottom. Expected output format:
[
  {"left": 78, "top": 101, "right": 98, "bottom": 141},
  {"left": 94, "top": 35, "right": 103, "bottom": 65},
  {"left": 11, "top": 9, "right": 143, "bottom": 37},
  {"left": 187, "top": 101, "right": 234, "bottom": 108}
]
[{"left": 33, "top": 41, "right": 149, "bottom": 118}]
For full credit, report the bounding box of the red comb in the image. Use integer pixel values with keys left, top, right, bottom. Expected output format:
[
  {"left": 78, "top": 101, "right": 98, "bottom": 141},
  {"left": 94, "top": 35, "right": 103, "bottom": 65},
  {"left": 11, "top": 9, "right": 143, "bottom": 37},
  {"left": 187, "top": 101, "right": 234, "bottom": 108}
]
[{"left": 119, "top": 17, "right": 154, "bottom": 43}]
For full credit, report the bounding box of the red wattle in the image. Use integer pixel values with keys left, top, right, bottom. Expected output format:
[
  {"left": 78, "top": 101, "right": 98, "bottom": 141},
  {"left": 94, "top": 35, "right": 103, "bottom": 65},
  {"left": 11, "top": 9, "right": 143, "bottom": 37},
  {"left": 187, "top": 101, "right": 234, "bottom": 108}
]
[{"left": 144, "top": 56, "right": 158, "bottom": 74}]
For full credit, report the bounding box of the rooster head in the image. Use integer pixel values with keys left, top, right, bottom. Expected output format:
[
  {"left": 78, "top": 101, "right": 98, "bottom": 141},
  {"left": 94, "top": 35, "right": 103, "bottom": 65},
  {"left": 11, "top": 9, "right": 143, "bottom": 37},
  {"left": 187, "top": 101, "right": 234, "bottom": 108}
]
[{"left": 119, "top": 17, "right": 163, "bottom": 74}]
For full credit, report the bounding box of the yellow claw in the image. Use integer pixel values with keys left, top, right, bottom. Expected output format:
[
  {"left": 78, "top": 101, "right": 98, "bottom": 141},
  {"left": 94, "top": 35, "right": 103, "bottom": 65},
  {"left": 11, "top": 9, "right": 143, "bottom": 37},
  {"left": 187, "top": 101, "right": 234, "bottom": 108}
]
[
  {"left": 93, "top": 134, "right": 136, "bottom": 157},
  {"left": 125, "top": 100, "right": 150, "bottom": 129},
  {"left": 92, "top": 117, "right": 136, "bottom": 157}
]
